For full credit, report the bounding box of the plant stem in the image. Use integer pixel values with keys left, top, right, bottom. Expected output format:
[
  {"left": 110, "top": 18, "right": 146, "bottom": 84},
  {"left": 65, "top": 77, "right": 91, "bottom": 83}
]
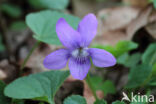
[
  {"left": 86, "top": 74, "right": 98, "bottom": 101},
  {"left": 20, "top": 41, "right": 40, "bottom": 75}
]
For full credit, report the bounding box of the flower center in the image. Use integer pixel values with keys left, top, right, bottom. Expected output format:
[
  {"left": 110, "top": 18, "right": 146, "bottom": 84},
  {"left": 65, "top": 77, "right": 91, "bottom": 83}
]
[{"left": 71, "top": 47, "right": 89, "bottom": 58}]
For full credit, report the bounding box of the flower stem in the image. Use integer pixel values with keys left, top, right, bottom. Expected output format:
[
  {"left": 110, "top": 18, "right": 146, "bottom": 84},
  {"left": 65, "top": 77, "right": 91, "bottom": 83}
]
[
  {"left": 20, "top": 41, "right": 40, "bottom": 75},
  {"left": 86, "top": 74, "right": 98, "bottom": 101}
]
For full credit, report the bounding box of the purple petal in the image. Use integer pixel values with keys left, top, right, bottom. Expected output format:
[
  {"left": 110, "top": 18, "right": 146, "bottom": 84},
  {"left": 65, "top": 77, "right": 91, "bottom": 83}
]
[
  {"left": 78, "top": 14, "right": 98, "bottom": 47},
  {"left": 56, "top": 18, "right": 81, "bottom": 49},
  {"left": 89, "top": 48, "right": 116, "bottom": 67},
  {"left": 69, "top": 57, "right": 91, "bottom": 80},
  {"left": 43, "top": 49, "right": 69, "bottom": 70}
]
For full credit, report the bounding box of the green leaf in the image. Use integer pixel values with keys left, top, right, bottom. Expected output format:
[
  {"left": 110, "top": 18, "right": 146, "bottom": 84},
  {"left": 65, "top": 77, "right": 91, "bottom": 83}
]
[
  {"left": 96, "top": 45, "right": 117, "bottom": 57},
  {"left": 126, "top": 64, "right": 152, "bottom": 88},
  {"left": 89, "top": 76, "right": 116, "bottom": 96},
  {"left": 0, "top": 34, "right": 5, "bottom": 51},
  {"left": 26, "top": 10, "right": 80, "bottom": 45},
  {"left": 112, "top": 101, "right": 125, "bottom": 104},
  {"left": 92, "top": 41, "right": 138, "bottom": 57},
  {"left": 28, "top": 0, "right": 69, "bottom": 10},
  {"left": 117, "top": 53, "right": 141, "bottom": 68},
  {"left": 94, "top": 99, "right": 107, "bottom": 104},
  {"left": 4, "top": 70, "right": 69, "bottom": 104},
  {"left": 10, "top": 21, "right": 27, "bottom": 31},
  {"left": 148, "top": 77, "right": 156, "bottom": 86},
  {"left": 123, "top": 53, "right": 141, "bottom": 67},
  {"left": 115, "top": 41, "right": 138, "bottom": 53},
  {"left": 152, "top": 63, "right": 156, "bottom": 75},
  {"left": 89, "top": 76, "right": 103, "bottom": 90},
  {"left": 0, "top": 81, "right": 10, "bottom": 104},
  {"left": 117, "top": 53, "right": 129, "bottom": 64},
  {"left": 63, "top": 95, "right": 87, "bottom": 104},
  {"left": 0, "top": 3, "right": 22, "bottom": 18},
  {"left": 100, "top": 80, "right": 116, "bottom": 96},
  {"left": 153, "top": 0, "right": 156, "bottom": 8},
  {"left": 142, "top": 43, "right": 156, "bottom": 65}
]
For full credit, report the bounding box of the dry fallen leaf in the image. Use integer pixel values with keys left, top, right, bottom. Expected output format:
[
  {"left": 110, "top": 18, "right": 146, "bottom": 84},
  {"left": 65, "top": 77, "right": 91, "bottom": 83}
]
[
  {"left": 94, "top": 30, "right": 127, "bottom": 45},
  {"left": 0, "top": 59, "right": 19, "bottom": 83},
  {"left": 94, "top": 5, "right": 156, "bottom": 45},
  {"left": 0, "top": 69, "right": 7, "bottom": 80},
  {"left": 95, "top": 6, "right": 140, "bottom": 45},
  {"left": 126, "top": 6, "right": 153, "bottom": 39},
  {"left": 146, "top": 21, "right": 156, "bottom": 39},
  {"left": 145, "top": 11, "right": 156, "bottom": 39},
  {"left": 25, "top": 43, "right": 62, "bottom": 73},
  {"left": 72, "top": 0, "right": 120, "bottom": 17},
  {"left": 97, "top": 6, "right": 140, "bottom": 32}
]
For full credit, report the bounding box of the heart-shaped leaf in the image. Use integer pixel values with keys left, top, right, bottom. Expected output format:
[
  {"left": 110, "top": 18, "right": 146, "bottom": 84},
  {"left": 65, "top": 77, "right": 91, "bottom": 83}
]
[
  {"left": 153, "top": 0, "right": 156, "bottom": 8},
  {"left": 115, "top": 41, "right": 138, "bottom": 53},
  {"left": 4, "top": 70, "right": 69, "bottom": 104},
  {"left": 126, "top": 64, "right": 152, "bottom": 88},
  {"left": 117, "top": 53, "right": 141, "bottom": 68},
  {"left": 63, "top": 95, "right": 87, "bottom": 104},
  {"left": 142, "top": 43, "right": 156, "bottom": 65},
  {"left": 26, "top": 10, "right": 80, "bottom": 45}
]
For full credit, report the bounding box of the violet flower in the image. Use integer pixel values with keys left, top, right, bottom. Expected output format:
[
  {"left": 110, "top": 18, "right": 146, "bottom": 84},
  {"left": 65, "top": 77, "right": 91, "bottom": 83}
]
[{"left": 43, "top": 14, "right": 116, "bottom": 80}]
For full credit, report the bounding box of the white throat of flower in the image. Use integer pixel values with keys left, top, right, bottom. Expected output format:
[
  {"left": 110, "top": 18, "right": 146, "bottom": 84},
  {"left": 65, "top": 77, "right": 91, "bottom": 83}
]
[{"left": 72, "top": 47, "right": 89, "bottom": 58}]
